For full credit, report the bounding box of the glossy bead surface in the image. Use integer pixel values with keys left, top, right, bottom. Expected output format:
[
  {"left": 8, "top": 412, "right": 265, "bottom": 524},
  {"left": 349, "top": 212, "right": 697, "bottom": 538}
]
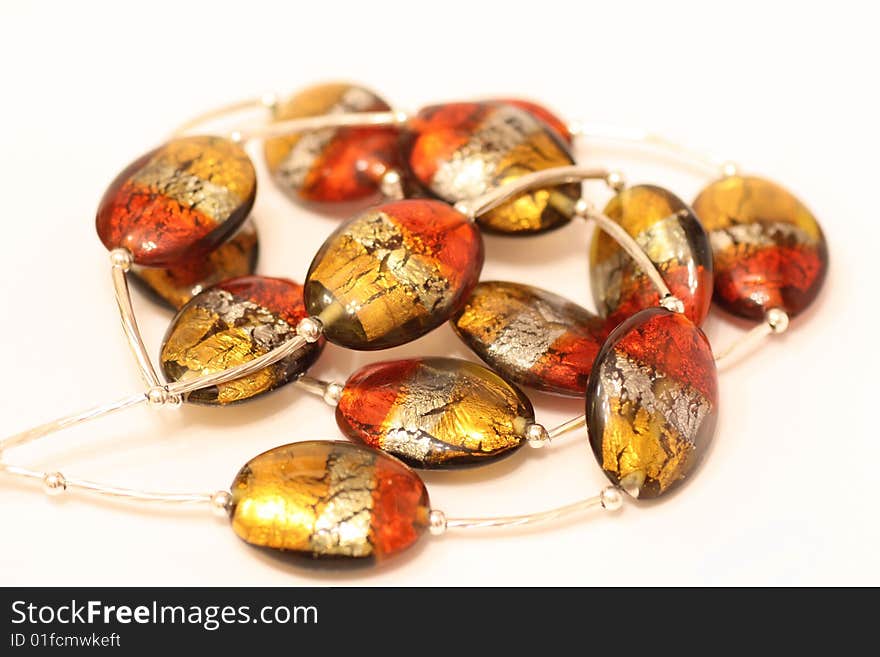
[
  {"left": 305, "top": 199, "right": 483, "bottom": 350},
  {"left": 229, "top": 441, "right": 429, "bottom": 564},
  {"left": 160, "top": 276, "right": 323, "bottom": 405},
  {"left": 587, "top": 308, "right": 718, "bottom": 499},
  {"left": 692, "top": 175, "right": 828, "bottom": 320},
  {"left": 591, "top": 185, "right": 713, "bottom": 326},
  {"left": 494, "top": 98, "right": 572, "bottom": 144},
  {"left": 263, "top": 83, "right": 401, "bottom": 204},
  {"left": 452, "top": 282, "right": 608, "bottom": 396},
  {"left": 131, "top": 219, "right": 258, "bottom": 310},
  {"left": 404, "top": 102, "right": 579, "bottom": 234},
  {"left": 336, "top": 357, "right": 533, "bottom": 468},
  {"left": 96, "top": 136, "right": 256, "bottom": 266}
]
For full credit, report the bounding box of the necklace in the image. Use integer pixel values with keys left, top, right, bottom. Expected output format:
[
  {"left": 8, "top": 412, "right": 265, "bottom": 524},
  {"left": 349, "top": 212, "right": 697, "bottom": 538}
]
[{"left": 0, "top": 83, "right": 828, "bottom": 566}]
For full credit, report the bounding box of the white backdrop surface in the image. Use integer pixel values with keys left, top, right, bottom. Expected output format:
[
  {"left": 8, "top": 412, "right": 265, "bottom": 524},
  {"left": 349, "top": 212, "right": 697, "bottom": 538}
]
[{"left": 0, "top": 0, "right": 876, "bottom": 586}]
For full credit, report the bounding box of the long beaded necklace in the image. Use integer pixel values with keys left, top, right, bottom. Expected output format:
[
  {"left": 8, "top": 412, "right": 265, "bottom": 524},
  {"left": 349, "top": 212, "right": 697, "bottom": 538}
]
[{"left": 0, "top": 83, "right": 827, "bottom": 566}]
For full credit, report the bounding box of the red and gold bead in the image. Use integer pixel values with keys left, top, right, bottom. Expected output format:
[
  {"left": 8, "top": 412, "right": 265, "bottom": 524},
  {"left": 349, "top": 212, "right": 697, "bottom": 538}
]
[
  {"left": 692, "top": 175, "right": 828, "bottom": 320},
  {"left": 229, "top": 441, "right": 429, "bottom": 564},
  {"left": 160, "top": 275, "right": 323, "bottom": 405},
  {"left": 494, "top": 98, "right": 572, "bottom": 144},
  {"left": 403, "top": 102, "right": 579, "bottom": 234},
  {"left": 131, "top": 219, "right": 258, "bottom": 310},
  {"left": 591, "top": 185, "right": 714, "bottom": 326},
  {"left": 263, "top": 83, "right": 401, "bottom": 204},
  {"left": 452, "top": 281, "right": 608, "bottom": 397},
  {"left": 96, "top": 136, "right": 256, "bottom": 267},
  {"left": 305, "top": 199, "right": 483, "bottom": 350},
  {"left": 587, "top": 308, "right": 718, "bottom": 499},
  {"left": 336, "top": 357, "right": 533, "bottom": 468}
]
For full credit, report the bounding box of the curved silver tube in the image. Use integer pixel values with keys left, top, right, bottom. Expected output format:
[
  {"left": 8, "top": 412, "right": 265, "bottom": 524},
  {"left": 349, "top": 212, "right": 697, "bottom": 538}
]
[{"left": 456, "top": 166, "right": 611, "bottom": 218}]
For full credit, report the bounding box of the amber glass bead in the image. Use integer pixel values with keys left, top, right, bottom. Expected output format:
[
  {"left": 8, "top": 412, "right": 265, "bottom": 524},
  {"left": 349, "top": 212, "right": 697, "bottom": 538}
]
[
  {"left": 229, "top": 441, "right": 429, "bottom": 564},
  {"left": 305, "top": 199, "right": 483, "bottom": 350},
  {"left": 591, "top": 185, "right": 713, "bottom": 327},
  {"left": 586, "top": 308, "right": 718, "bottom": 499},
  {"left": 692, "top": 175, "right": 828, "bottom": 320},
  {"left": 160, "top": 276, "right": 323, "bottom": 405},
  {"left": 336, "top": 357, "right": 533, "bottom": 468},
  {"left": 494, "top": 98, "right": 572, "bottom": 144},
  {"left": 452, "top": 282, "right": 608, "bottom": 397},
  {"left": 131, "top": 219, "right": 258, "bottom": 310},
  {"left": 263, "top": 83, "right": 401, "bottom": 204},
  {"left": 96, "top": 136, "right": 256, "bottom": 267},
  {"left": 403, "top": 102, "right": 579, "bottom": 234}
]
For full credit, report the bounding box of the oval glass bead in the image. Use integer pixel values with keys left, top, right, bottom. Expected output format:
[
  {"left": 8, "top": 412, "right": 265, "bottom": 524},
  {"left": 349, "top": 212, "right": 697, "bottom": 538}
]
[
  {"left": 404, "top": 102, "right": 579, "bottom": 234},
  {"left": 160, "top": 276, "right": 323, "bottom": 405},
  {"left": 305, "top": 199, "right": 483, "bottom": 350},
  {"left": 96, "top": 135, "right": 256, "bottom": 267},
  {"left": 336, "top": 357, "right": 534, "bottom": 468},
  {"left": 452, "top": 282, "right": 608, "bottom": 397},
  {"left": 692, "top": 175, "right": 828, "bottom": 320},
  {"left": 586, "top": 307, "right": 719, "bottom": 499},
  {"left": 590, "top": 185, "right": 713, "bottom": 326},
  {"left": 131, "top": 219, "right": 259, "bottom": 310},
  {"left": 263, "top": 83, "right": 401, "bottom": 204},
  {"left": 229, "top": 441, "right": 429, "bottom": 564},
  {"left": 493, "top": 98, "right": 572, "bottom": 144}
]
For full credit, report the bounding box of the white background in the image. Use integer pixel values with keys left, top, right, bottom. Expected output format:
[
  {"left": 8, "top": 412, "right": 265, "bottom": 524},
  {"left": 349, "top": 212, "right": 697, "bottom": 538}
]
[{"left": 0, "top": 0, "right": 877, "bottom": 586}]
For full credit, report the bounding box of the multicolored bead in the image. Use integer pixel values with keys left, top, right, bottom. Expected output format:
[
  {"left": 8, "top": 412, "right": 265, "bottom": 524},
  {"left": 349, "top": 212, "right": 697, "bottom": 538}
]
[
  {"left": 494, "top": 98, "right": 572, "bottom": 144},
  {"left": 692, "top": 175, "right": 828, "bottom": 320},
  {"left": 403, "top": 102, "right": 579, "bottom": 234},
  {"left": 229, "top": 441, "right": 430, "bottom": 564},
  {"left": 587, "top": 308, "right": 718, "bottom": 499},
  {"left": 160, "top": 276, "right": 323, "bottom": 405},
  {"left": 96, "top": 136, "right": 256, "bottom": 266},
  {"left": 452, "top": 282, "right": 607, "bottom": 397},
  {"left": 305, "top": 199, "right": 483, "bottom": 350},
  {"left": 263, "top": 83, "right": 401, "bottom": 204},
  {"left": 336, "top": 357, "right": 533, "bottom": 468},
  {"left": 131, "top": 219, "right": 258, "bottom": 310},
  {"left": 590, "top": 185, "right": 713, "bottom": 326}
]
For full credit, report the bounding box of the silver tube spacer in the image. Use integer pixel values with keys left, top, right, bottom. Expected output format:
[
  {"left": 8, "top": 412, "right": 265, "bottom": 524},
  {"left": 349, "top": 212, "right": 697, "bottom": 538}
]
[
  {"left": 323, "top": 382, "right": 344, "bottom": 406},
  {"left": 660, "top": 294, "right": 685, "bottom": 314},
  {"left": 766, "top": 308, "right": 790, "bottom": 334},
  {"left": 574, "top": 197, "right": 590, "bottom": 217},
  {"left": 109, "top": 248, "right": 133, "bottom": 271},
  {"left": 296, "top": 317, "right": 324, "bottom": 343},
  {"left": 43, "top": 471, "right": 67, "bottom": 496},
  {"left": 600, "top": 486, "right": 624, "bottom": 511},
  {"left": 428, "top": 509, "right": 447, "bottom": 536},
  {"left": 525, "top": 422, "right": 550, "bottom": 449},
  {"left": 210, "top": 490, "right": 232, "bottom": 517}
]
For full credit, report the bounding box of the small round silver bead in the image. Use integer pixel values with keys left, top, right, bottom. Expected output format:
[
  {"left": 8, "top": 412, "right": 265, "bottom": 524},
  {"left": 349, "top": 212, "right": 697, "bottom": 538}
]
[
  {"left": 428, "top": 509, "right": 447, "bottom": 536},
  {"left": 720, "top": 161, "right": 740, "bottom": 178},
  {"left": 600, "top": 486, "right": 624, "bottom": 511},
  {"left": 525, "top": 422, "right": 550, "bottom": 449},
  {"left": 574, "top": 197, "right": 590, "bottom": 217},
  {"left": 660, "top": 294, "right": 685, "bottom": 314},
  {"left": 109, "top": 248, "right": 132, "bottom": 271},
  {"left": 766, "top": 308, "right": 790, "bottom": 334},
  {"left": 146, "top": 386, "right": 180, "bottom": 409},
  {"left": 296, "top": 317, "right": 323, "bottom": 343},
  {"left": 210, "top": 490, "right": 232, "bottom": 517},
  {"left": 42, "top": 472, "right": 67, "bottom": 496},
  {"left": 606, "top": 171, "right": 626, "bottom": 192},
  {"left": 260, "top": 91, "right": 279, "bottom": 112},
  {"left": 380, "top": 170, "right": 403, "bottom": 199},
  {"left": 323, "top": 382, "right": 344, "bottom": 406}
]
